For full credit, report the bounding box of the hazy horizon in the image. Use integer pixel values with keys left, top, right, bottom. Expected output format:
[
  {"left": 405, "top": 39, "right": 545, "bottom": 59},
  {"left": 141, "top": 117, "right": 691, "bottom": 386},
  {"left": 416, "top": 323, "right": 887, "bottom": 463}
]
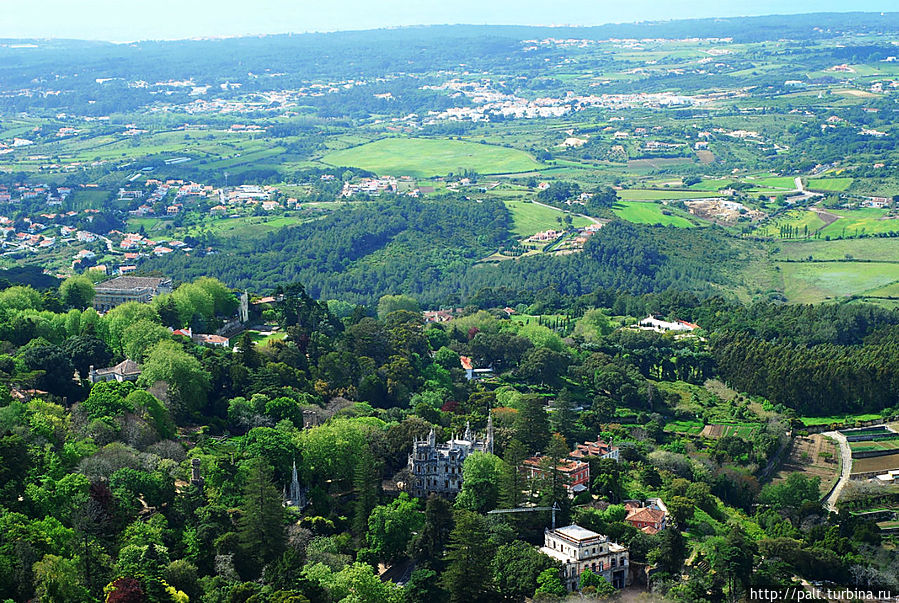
[{"left": 0, "top": 1, "right": 896, "bottom": 42}]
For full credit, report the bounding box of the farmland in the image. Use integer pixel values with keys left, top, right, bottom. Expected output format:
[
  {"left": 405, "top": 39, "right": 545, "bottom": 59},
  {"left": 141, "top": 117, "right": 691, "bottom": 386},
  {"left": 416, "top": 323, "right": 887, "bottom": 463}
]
[
  {"left": 771, "top": 434, "right": 840, "bottom": 496},
  {"left": 776, "top": 261, "right": 899, "bottom": 303},
  {"left": 612, "top": 201, "right": 695, "bottom": 227},
  {"left": 852, "top": 453, "right": 899, "bottom": 476},
  {"left": 754, "top": 209, "right": 826, "bottom": 238},
  {"left": 820, "top": 208, "right": 899, "bottom": 238},
  {"left": 320, "top": 137, "right": 542, "bottom": 177},
  {"left": 504, "top": 200, "right": 592, "bottom": 238}
]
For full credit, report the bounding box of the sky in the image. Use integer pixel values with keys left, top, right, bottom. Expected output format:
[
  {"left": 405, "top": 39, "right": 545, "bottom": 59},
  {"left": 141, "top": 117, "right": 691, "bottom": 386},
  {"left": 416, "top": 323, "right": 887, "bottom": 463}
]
[{"left": 0, "top": 0, "right": 895, "bottom": 41}]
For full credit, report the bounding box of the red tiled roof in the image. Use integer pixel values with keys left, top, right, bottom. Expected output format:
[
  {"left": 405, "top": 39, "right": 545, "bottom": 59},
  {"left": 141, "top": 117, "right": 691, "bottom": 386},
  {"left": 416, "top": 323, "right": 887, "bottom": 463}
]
[{"left": 626, "top": 507, "right": 666, "bottom": 524}]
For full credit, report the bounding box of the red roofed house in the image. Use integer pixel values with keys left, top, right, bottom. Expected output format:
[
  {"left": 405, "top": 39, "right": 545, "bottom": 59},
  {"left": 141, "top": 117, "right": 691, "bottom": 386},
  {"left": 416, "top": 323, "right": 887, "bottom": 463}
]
[
  {"left": 569, "top": 438, "right": 620, "bottom": 462},
  {"left": 624, "top": 498, "right": 668, "bottom": 534},
  {"left": 192, "top": 333, "right": 230, "bottom": 348},
  {"left": 459, "top": 355, "right": 492, "bottom": 381},
  {"left": 522, "top": 454, "right": 590, "bottom": 497}
]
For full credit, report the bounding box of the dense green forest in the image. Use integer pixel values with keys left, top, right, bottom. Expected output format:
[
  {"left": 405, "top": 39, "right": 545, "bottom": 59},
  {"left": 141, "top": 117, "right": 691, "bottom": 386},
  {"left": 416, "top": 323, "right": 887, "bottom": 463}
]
[
  {"left": 0, "top": 272, "right": 897, "bottom": 602},
  {"left": 143, "top": 198, "right": 749, "bottom": 305}
]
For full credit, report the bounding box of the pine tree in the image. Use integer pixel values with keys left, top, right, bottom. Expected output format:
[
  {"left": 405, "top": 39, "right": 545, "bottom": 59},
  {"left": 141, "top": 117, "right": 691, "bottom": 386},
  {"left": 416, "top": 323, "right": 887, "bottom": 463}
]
[
  {"left": 537, "top": 434, "right": 571, "bottom": 511},
  {"left": 237, "top": 458, "right": 286, "bottom": 577},
  {"left": 441, "top": 510, "right": 494, "bottom": 603},
  {"left": 499, "top": 439, "right": 528, "bottom": 509},
  {"left": 411, "top": 494, "right": 454, "bottom": 568},
  {"left": 352, "top": 447, "right": 380, "bottom": 537},
  {"left": 513, "top": 395, "right": 550, "bottom": 453}
]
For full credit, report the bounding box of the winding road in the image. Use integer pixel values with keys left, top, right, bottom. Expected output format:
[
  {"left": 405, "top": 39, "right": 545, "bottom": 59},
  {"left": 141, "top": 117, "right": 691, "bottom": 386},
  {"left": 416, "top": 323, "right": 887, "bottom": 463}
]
[{"left": 821, "top": 430, "right": 851, "bottom": 512}]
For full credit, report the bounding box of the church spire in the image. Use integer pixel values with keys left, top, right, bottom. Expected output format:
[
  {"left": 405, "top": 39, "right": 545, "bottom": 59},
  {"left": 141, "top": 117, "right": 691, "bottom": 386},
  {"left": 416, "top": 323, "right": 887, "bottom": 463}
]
[
  {"left": 463, "top": 420, "right": 472, "bottom": 441},
  {"left": 486, "top": 411, "right": 494, "bottom": 455},
  {"left": 287, "top": 459, "right": 306, "bottom": 509}
]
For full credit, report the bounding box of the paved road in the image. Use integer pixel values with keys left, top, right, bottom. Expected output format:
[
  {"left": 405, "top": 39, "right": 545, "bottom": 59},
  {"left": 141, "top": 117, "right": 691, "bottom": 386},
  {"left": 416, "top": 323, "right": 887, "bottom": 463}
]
[{"left": 822, "top": 430, "right": 851, "bottom": 512}]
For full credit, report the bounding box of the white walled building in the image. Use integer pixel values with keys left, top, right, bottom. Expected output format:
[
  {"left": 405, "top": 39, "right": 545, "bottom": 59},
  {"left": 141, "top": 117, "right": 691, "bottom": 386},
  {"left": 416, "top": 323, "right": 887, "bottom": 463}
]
[{"left": 540, "top": 524, "right": 629, "bottom": 590}]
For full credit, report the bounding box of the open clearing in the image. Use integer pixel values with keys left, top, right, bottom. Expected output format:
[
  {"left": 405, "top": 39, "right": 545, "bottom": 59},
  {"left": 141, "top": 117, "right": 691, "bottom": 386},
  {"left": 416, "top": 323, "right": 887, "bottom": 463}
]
[
  {"left": 504, "top": 200, "right": 591, "bottom": 238},
  {"left": 852, "top": 452, "right": 899, "bottom": 475},
  {"left": 320, "top": 137, "right": 542, "bottom": 177},
  {"left": 772, "top": 238, "right": 899, "bottom": 262},
  {"left": 820, "top": 208, "right": 899, "bottom": 237},
  {"left": 777, "top": 261, "right": 899, "bottom": 303},
  {"left": 771, "top": 434, "right": 839, "bottom": 496},
  {"left": 755, "top": 209, "right": 826, "bottom": 237},
  {"left": 807, "top": 177, "right": 853, "bottom": 192},
  {"left": 618, "top": 189, "right": 720, "bottom": 201},
  {"left": 612, "top": 201, "right": 695, "bottom": 227}
]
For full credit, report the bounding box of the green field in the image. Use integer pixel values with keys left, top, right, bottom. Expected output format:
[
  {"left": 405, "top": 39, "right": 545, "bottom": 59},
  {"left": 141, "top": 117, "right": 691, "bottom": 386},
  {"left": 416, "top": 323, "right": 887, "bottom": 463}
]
[
  {"left": 799, "top": 412, "right": 883, "bottom": 427},
  {"left": 504, "top": 200, "right": 592, "bottom": 238},
  {"left": 807, "top": 177, "right": 853, "bottom": 192},
  {"left": 777, "top": 261, "right": 899, "bottom": 303},
  {"left": 772, "top": 238, "right": 899, "bottom": 262},
  {"left": 849, "top": 438, "right": 899, "bottom": 454},
  {"left": 664, "top": 420, "right": 704, "bottom": 435},
  {"left": 612, "top": 201, "right": 695, "bottom": 227},
  {"left": 320, "top": 137, "right": 542, "bottom": 177},
  {"left": 755, "top": 210, "right": 826, "bottom": 237},
  {"left": 747, "top": 176, "right": 797, "bottom": 189},
  {"left": 821, "top": 209, "right": 899, "bottom": 237},
  {"left": 618, "top": 189, "right": 719, "bottom": 201}
]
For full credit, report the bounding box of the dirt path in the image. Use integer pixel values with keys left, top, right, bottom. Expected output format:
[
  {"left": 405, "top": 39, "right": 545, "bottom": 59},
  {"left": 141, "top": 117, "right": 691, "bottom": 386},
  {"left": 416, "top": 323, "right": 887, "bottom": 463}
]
[
  {"left": 822, "top": 430, "right": 851, "bottom": 512},
  {"left": 531, "top": 199, "right": 602, "bottom": 226},
  {"left": 812, "top": 208, "right": 841, "bottom": 227}
]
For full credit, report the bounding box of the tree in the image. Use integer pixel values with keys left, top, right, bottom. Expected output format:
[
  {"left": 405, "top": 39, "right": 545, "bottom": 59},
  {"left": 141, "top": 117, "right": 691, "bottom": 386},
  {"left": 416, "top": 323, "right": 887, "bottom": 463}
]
[
  {"left": 377, "top": 294, "right": 420, "bottom": 320},
  {"left": 121, "top": 320, "right": 172, "bottom": 361},
  {"left": 23, "top": 344, "right": 78, "bottom": 398},
  {"left": 708, "top": 528, "right": 756, "bottom": 602},
  {"left": 32, "top": 554, "right": 91, "bottom": 603},
  {"left": 517, "top": 347, "right": 569, "bottom": 386},
  {"left": 103, "top": 302, "right": 160, "bottom": 354},
  {"left": 404, "top": 568, "right": 445, "bottom": 603},
  {"left": 353, "top": 446, "right": 380, "bottom": 536},
  {"left": 81, "top": 380, "right": 134, "bottom": 420},
  {"left": 549, "top": 390, "right": 577, "bottom": 445},
  {"left": 666, "top": 495, "right": 695, "bottom": 527},
  {"left": 0, "top": 285, "right": 42, "bottom": 312},
  {"left": 236, "top": 332, "right": 261, "bottom": 369},
  {"left": 411, "top": 495, "right": 454, "bottom": 567},
  {"left": 61, "top": 335, "right": 112, "bottom": 379},
  {"left": 579, "top": 568, "right": 616, "bottom": 597},
  {"left": 534, "top": 567, "right": 567, "bottom": 599},
  {"left": 365, "top": 493, "right": 424, "bottom": 563},
  {"left": 237, "top": 458, "right": 286, "bottom": 577},
  {"left": 138, "top": 340, "right": 210, "bottom": 418},
  {"left": 499, "top": 439, "right": 528, "bottom": 509},
  {"left": 536, "top": 434, "right": 571, "bottom": 509},
  {"left": 441, "top": 510, "right": 493, "bottom": 603},
  {"left": 513, "top": 395, "right": 550, "bottom": 453},
  {"left": 491, "top": 540, "right": 557, "bottom": 601},
  {"left": 104, "top": 577, "right": 146, "bottom": 603},
  {"left": 59, "top": 276, "right": 95, "bottom": 310},
  {"left": 456, "top": 452, "right": 505, "bottom": 514},
  {"left": 572, "top": 309, "right": 613, "bottom": 344},
  {"left": 759, "top": 473, "right": 820, "bottom": 511},
  {"left": 649, "top": 526, "right": 687, "bottom": 575}
]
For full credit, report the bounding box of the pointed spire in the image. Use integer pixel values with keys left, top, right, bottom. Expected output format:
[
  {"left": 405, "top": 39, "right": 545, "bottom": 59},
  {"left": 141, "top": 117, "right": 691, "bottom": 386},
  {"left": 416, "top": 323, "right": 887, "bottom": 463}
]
[
  {"left": 463, "top": 421, "right": 472, "bottom": 441},
  {"left": 486, "top": 411, "right": 494, "bottom": 455},
  {"left": 427, "top": 427, "right": 436, "bottom": 446}
]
